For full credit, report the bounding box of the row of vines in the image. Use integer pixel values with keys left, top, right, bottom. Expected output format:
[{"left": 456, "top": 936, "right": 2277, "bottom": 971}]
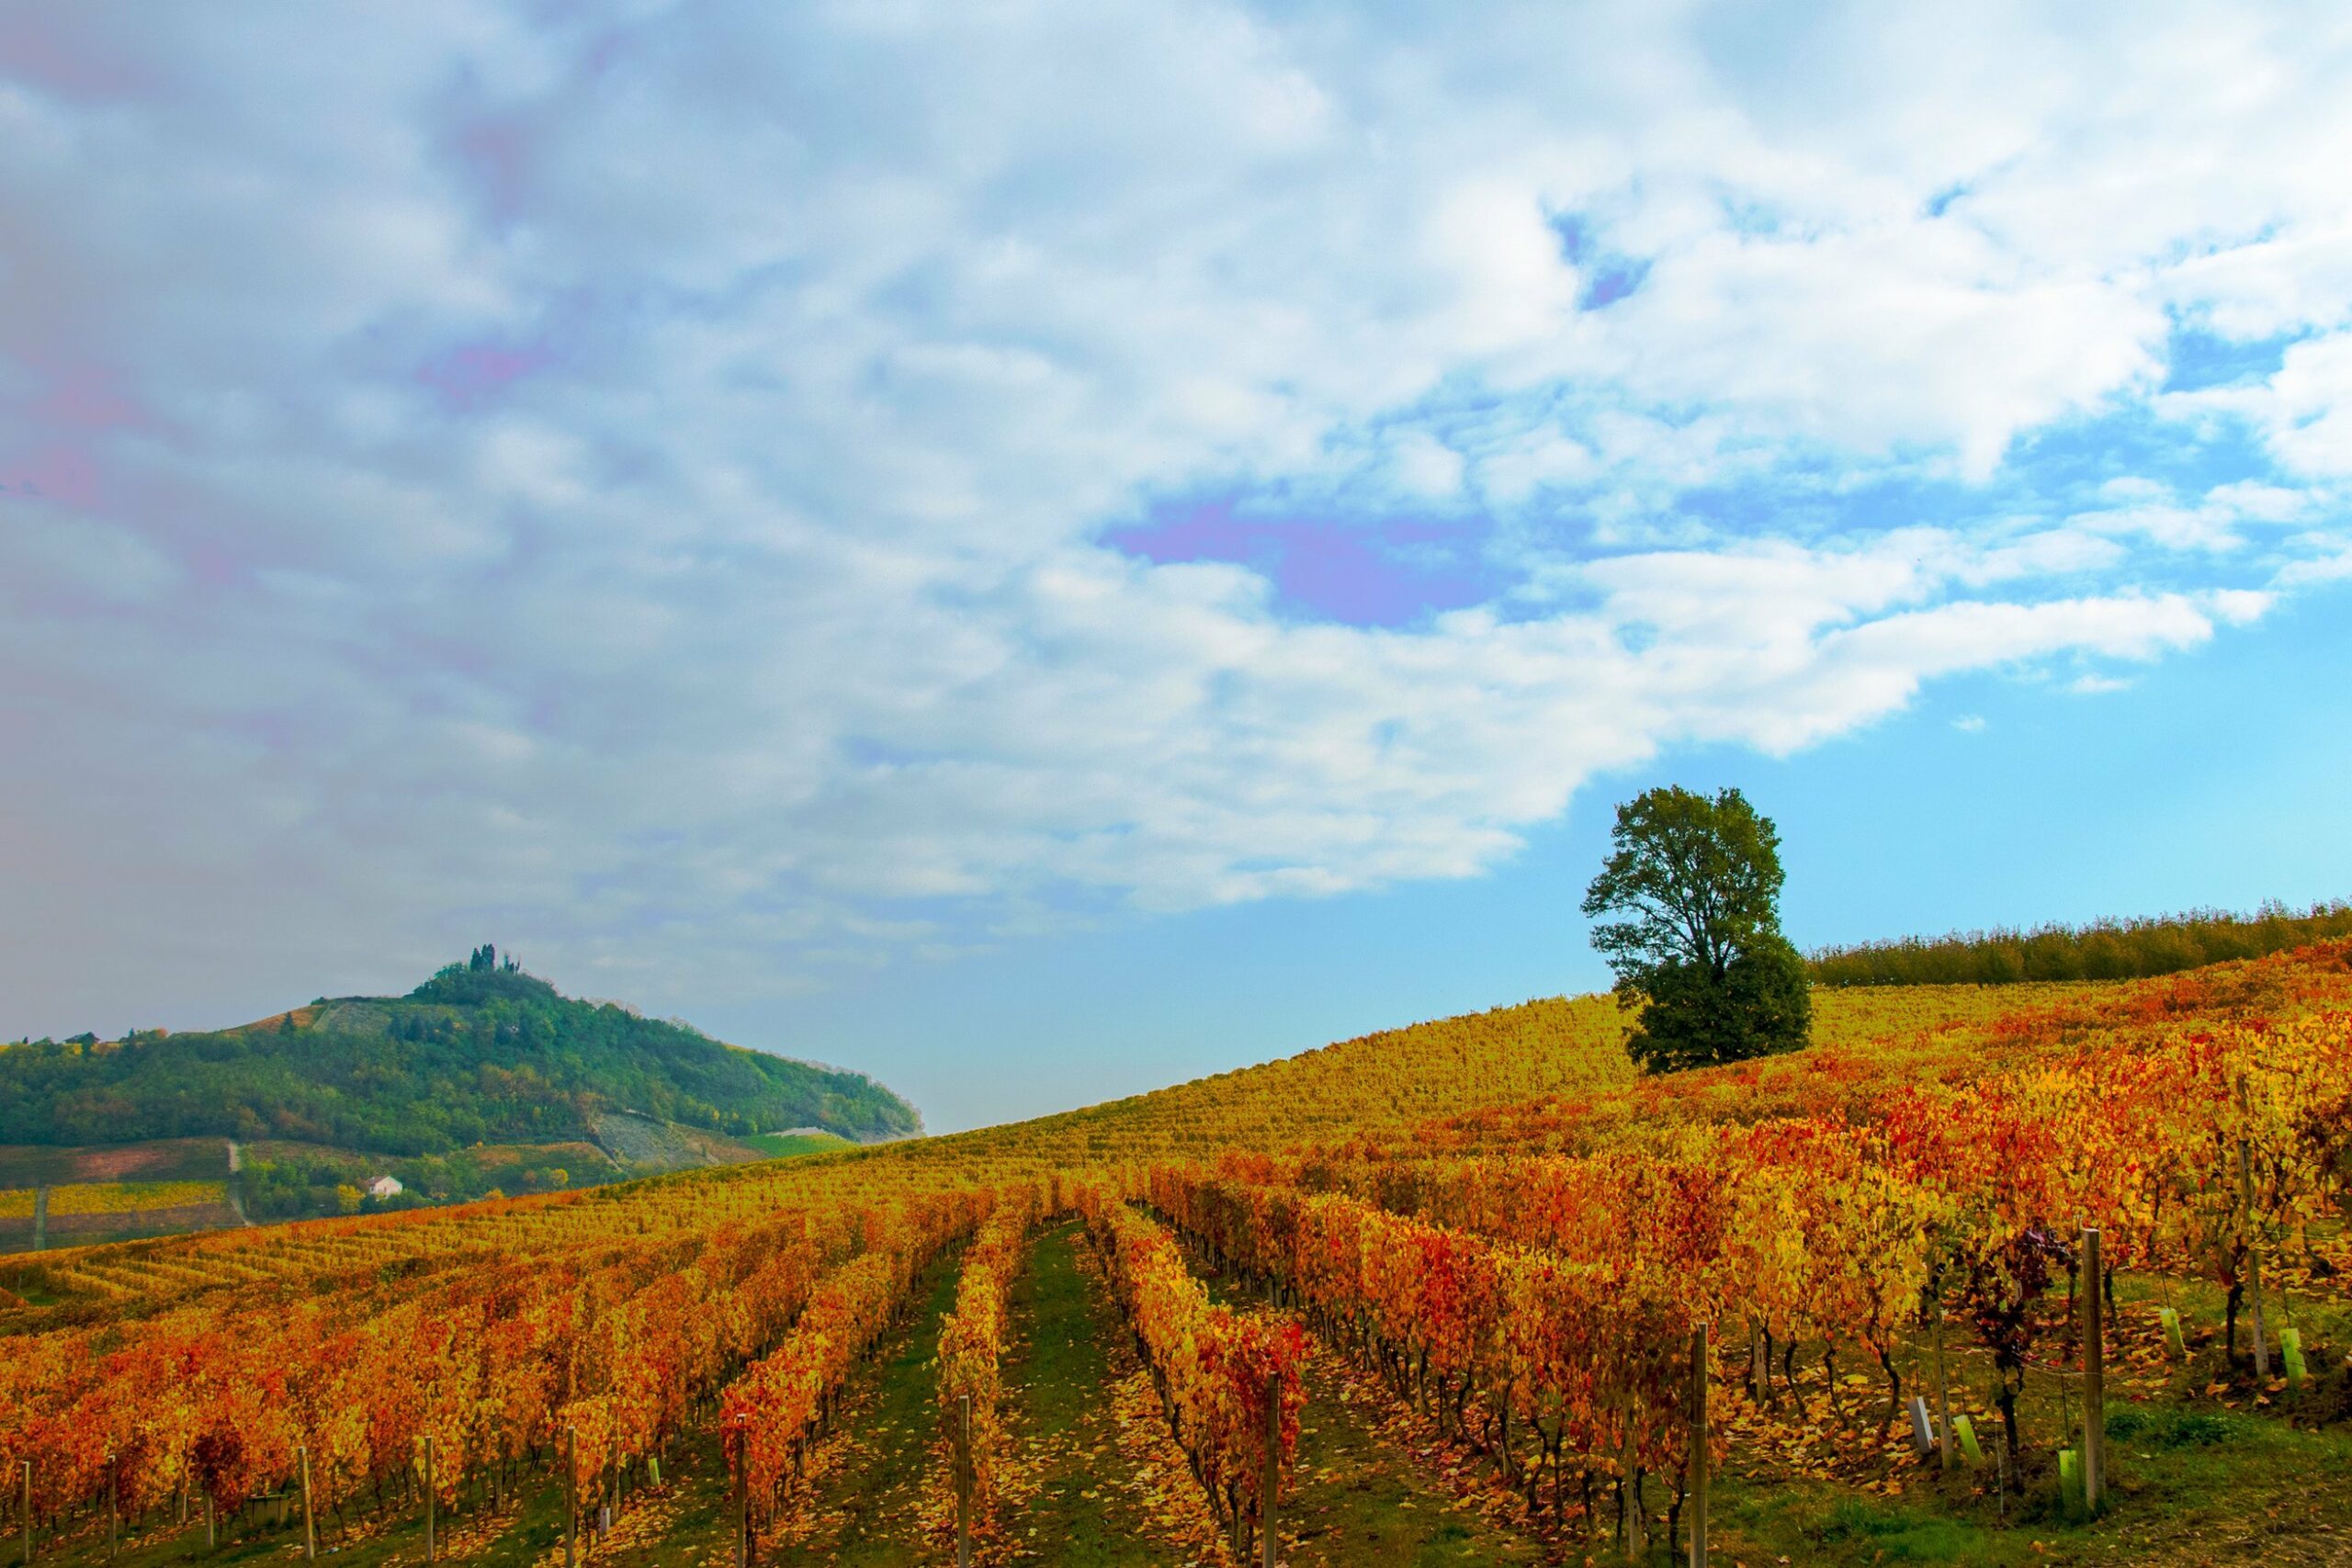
[
  {"left": 0, "top": 1183, "right": 994, "bottom": 1556},
  {"left": 1080, "top": 1190, "right": 1304, "bottom": 1563},
  {"left": 1135, "top": 986, "right": 2352, "bottom": 1549},
  {"left": 5, "top": 945, "right": 2351, "bottom": 1562}
]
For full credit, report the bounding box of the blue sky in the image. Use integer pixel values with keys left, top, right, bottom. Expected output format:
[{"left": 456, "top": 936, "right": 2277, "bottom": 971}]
[{"left": 4, "top": 3, "right": 2350, "bottom": 1131}]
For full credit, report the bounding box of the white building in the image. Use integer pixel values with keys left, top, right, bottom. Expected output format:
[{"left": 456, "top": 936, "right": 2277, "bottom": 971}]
[{"left": 366, "top": 1175, "right": 403, "bottom": 1199}]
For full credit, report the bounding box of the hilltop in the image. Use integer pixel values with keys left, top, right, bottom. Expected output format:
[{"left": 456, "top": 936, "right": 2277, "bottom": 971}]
[{"left": 0, "top": 948, "right": 918, "bottom": 1239}]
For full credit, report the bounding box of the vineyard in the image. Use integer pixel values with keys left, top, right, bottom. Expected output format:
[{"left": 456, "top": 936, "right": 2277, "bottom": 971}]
[{"left": 6, "top": 943, "right": 2352, "bottom": 1564}]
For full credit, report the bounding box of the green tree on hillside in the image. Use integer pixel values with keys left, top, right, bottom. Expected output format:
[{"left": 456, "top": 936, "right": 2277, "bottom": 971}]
[{"left": 1581, "top": 785, "right": 1810, "bottom": 1072}]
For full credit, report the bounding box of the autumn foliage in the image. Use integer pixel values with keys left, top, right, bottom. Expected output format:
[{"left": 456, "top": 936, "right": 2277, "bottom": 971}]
[
  {"left": 5, "top": 941, "right": 2350, "bottom": 1557},
  {"left": 1080, "top": 1188, "right": 1304, "bottom": 1552},
  {"left": 933, "top": 1185, "right": 1042, "bottom": 1538}
]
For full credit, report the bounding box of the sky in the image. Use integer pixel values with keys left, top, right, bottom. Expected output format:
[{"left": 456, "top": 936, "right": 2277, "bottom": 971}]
[{"left": 4, "top": 2, "right": 2350, "bottom": 1133}]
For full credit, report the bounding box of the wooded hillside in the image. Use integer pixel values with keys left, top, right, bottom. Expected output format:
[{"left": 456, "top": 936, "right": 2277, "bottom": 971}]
[{"left": 0, "top": 949, "right": 920, "bottom": 1154}]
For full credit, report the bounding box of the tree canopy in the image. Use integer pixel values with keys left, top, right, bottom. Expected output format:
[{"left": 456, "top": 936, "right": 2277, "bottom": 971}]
[{"left": 1581, "top": 785, "right": 1810, "bottom": 1072}]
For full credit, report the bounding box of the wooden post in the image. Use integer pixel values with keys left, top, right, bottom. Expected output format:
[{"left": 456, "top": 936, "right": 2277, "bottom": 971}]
[
  {"left": 205, "top": 1492, "right": 215, "bottom": 1550},
  {"left": 732, "top": 1445, "right": 747, "bottom": 1568},
  {"left": 1261, "top": 1377, "right": 1281, "bottom": 1568},
  {"left": 299, "top": 1444, "right": 315, "bottom": 1562},
  {"left": 424, "top": 1434, "right": 435, "bottom": 1563},
  {"left": 1931, "top": 1282, "right": 1952, "bottom": 1468},
  {"left": 565, "top": 1424, "right": 578, "bottom": 1568},
  {"left": 2081, "top": 1228, "right": 2104, "bottom": 1512},
  {"left": 2237, "top": 1136, "right": 2270, "bottom": 1377},
  {"left": 2236, "top": 1080, "right": 2270, "bottom": 1379},
  {"left": 956, "top": 1393, "right": 972, "bottom": 1568},
  {"left": 1620, "top": 1422, "right": 1644, "bottom": 1561},
  {"left": 1688, "top": 1323, "right": 1709, "bottom": 1568},
  {"left": 19, "top": 1460, "right": 28, "bottom": 1568},
  {"left": 106, "top": 1455, "right": 116, "bottom": 1562}
]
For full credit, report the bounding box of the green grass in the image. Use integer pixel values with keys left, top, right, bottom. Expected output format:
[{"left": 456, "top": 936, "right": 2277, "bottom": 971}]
[
  {"left": 741, "top": 1129, "right": 857, "bottom": 1158},
  {"left": 1815, "top": 1496, "right": 1986, "bottom": 1559},
  {"left": 789, "top": 1253, "right": 962, "bottom": 1565},
  {"left": 559, "top": 1423, "right": 741, "bottom": 1568},
  {"left": 1261, "top": 1350, "right": 1542, "bottom": 1568},
  {"left": 1188, "top": 1250, "right": 1545, "bottom": 1565},
  {"left": 2106, "top": 1406, "right": 2238, "bottom": 1449},
  {"left": 999, "top": 1221, "right": 1200, "bottom": 1563},
  {"left": 1706, "top": 1372, "right": 2352, "bottom": 1567}
]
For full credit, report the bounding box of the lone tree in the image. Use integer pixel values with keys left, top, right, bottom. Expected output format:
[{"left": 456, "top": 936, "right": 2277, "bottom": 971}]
[{"left": 1581, "top": 784, "right": 1811, "bottom": 1072}]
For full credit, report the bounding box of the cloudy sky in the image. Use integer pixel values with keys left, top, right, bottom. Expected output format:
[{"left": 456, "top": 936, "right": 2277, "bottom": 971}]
[{"left": 6, "top": 2, "right": 2350, "bottom": 1130}]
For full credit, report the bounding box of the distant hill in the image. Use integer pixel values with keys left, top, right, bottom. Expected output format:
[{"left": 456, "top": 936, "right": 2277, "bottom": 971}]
[{"left": 0, "top": 947, "right": 921, "bottom": 1156}]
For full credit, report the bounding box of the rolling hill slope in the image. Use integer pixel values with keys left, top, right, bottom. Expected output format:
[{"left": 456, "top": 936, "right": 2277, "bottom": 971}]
[
  {"left": 0, "top": 949, "right": 919, "bottom": 1241},
  {"left": 2, "top": 950, "right": 918, "bottom": 1153}
]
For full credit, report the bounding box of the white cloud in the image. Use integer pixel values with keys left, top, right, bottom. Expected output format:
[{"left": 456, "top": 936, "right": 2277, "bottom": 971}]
[
  {"left": 2162, "top": 222, "right": 2352, "bottom": 342},
  {"left": 1419, "top": 178, "right": 1582, "bottom": 355},
  {"left": 2064, "top": 476, "right": 2323, "bottom": 553},
  {"left": 1477, "top": 428, "right": 1596, "bottom": 503},
  {"left": 2199, "top": 333, "right": 2352, "bottom": 478},
  {"left": 2206, "top": 588, "right": 2275, "bottom": 626},
  {"left": 2276, "top": 547, "right": 2352, "bottom": 588},
  {"left": 1388, "top": 430, "right": 1464, "bottom": 499},
  {"left": 3, "top": 0, "right": 2350, "bottom": 1017},
  {"left": 1605, "top": 225, "right": 2165, "bottom": 479},
  {"left": 0, "top": 501, "right": 180, "bottom": 604}
]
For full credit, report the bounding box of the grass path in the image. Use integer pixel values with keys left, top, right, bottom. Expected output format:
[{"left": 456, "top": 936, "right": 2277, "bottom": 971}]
[
  {"left": 995, "top": 1221, "right": 1224, "bottom": 1564},
  {"left": 1189, "top": 1251, "right": 1548, "bottom": 1566},
  {"left": 547, "top": 1423, "right": 737, "bottom": 1568},
  {"left": 781, "top": 1256, "right": 965, "bottom": 1566},
  {"left": 1263, "top": 1326, "right": 1551, "bottom": 1566}
]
